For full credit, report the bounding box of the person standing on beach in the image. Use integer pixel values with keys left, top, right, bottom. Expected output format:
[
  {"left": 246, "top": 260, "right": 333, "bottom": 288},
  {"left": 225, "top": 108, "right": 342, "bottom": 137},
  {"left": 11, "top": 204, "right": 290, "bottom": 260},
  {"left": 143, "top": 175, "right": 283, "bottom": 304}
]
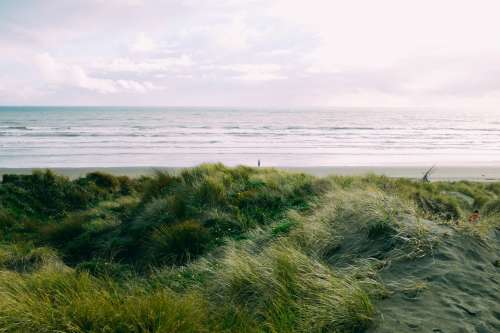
[{"left": 258, "top": 159, "right": 261, "bottom": 167}]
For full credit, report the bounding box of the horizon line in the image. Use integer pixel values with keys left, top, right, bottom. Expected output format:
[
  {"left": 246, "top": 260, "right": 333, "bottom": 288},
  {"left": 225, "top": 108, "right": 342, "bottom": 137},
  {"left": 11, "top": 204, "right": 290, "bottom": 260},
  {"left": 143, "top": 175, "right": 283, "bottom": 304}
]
[{"left": 0, "top": 105, "right": 472, "bottom": 110}]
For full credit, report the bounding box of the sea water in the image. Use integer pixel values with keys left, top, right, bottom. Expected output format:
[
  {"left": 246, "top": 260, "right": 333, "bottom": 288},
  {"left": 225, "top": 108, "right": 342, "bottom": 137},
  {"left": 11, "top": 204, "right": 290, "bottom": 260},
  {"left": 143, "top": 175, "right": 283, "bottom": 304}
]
[{"left": 0, "top": 106, "right": 499, "bottom": 168}]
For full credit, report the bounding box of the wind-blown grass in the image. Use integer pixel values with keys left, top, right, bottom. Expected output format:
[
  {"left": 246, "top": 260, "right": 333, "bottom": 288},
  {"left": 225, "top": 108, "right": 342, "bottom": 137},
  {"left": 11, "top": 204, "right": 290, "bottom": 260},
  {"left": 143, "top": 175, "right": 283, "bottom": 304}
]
[
  {"left": 0, "top": 165, "right": 498, "bottom": 332},
  {"left": 0, "top": 266, "right": 208, "bottom": 333},
  {"left": 208, "top": 243, "right": 376, "bottom": 333}
]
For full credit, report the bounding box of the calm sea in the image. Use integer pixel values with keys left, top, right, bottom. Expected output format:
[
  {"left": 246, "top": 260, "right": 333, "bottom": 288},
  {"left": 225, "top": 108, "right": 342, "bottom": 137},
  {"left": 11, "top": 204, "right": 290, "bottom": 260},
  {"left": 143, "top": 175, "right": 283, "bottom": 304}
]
[{"left": 0, "top": 107, "right": 499, "bottom": 168}]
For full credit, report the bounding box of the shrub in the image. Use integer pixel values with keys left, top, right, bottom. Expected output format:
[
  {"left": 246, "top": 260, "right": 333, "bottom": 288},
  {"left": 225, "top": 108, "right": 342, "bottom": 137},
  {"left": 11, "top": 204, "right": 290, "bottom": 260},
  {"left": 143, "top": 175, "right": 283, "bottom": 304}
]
[
  {"left": 0, "top": 208, "right": 18, "bottom": 236},
  {"left": 117, "top": 176, "right": 135, "bottom": 195},
  {"left": 39, "top": 213, "right": 88, "bottom": 247},
  {"left": 38, "top": 213, "right": 103, "bottom": 263},
  {"left": 149, "top": 220, "right": 211, "bottom": 265},
  {"left": 195, "top": 176, "right": 228, "bottom": 207},
  {"left": 141, "top": 171, "right": 178, "bottom": 201},
  {"left": 75, "top": 259, "right": 133, "bottom": 280},
  {"left": 84, "top": 172, "right": 120, "bottom": 191},
  {"left": 481, "top": 198, "right": 500, "bottom": 217},
  {"left": 0, "top": 244, "right": 59, "bottom": 273},
  {"left": 271, "top": 218, "right": 298, "bottom": 237},
  {"left": 453, "top": 183, "right": 490, "bottom": 209},
  {"left": 201, "top": 209, "right": 243, "bottom": 239},
  {"left": 485, "top": 182, "right": 500, "bottom": 196},
  {"left": 133, "top": 196, "right": 179, "bottom": 231},
  {"left": 1, "top": 170, "right": 98, "bottom": 218},
  {"left": 414, "top": 191, "right": 462, "bottom": 220}
]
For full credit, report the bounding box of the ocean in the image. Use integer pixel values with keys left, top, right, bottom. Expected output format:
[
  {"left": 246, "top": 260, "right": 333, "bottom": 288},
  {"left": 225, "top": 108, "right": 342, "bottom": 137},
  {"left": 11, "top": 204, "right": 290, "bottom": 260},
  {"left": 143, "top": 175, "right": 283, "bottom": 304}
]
[{"left": 0, "top": 106, "right": 499, "bottom": 168}]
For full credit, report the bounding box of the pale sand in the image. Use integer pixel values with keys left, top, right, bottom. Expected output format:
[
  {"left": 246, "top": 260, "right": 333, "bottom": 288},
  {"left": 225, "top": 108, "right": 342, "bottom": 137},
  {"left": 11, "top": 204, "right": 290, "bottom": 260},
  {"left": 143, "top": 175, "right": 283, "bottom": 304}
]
[{"left": 1, "top": 166, "right": 500, "bottom": 181}]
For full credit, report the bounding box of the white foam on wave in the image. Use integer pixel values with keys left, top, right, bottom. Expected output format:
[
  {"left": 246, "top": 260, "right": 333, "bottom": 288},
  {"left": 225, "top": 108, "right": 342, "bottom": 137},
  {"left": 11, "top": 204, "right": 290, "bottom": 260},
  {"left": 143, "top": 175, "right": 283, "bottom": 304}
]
[{"left": 0, "top": 107, "right": 499, "bottom": 167}]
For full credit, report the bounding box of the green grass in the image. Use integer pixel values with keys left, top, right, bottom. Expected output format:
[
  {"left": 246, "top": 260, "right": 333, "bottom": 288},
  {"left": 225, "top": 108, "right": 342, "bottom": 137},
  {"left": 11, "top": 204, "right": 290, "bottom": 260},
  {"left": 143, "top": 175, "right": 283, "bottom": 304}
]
[
  {"left": 0, "top": 243, "right": 60, "bottom": 273},
  {"left": 0, "top": 266, "right": 208, "bottom": 333},
  {"left": 0, "top": 165, "right": 498, "bottom": 332},
  {"left": 207, "top": 243, "right": 376, "bottom": 332}
]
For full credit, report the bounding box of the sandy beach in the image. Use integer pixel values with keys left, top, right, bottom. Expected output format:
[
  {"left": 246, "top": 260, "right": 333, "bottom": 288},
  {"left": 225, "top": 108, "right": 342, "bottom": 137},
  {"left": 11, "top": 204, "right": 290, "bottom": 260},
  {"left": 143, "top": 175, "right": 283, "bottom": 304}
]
[{"left": 2, "top": 165, "right": 500, "bottom": 181}]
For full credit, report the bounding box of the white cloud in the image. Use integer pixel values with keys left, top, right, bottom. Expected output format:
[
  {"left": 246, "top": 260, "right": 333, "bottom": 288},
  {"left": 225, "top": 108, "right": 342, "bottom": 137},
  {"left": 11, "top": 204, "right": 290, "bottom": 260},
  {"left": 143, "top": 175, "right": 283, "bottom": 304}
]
[
  {"left": 184, "top": 15, "right": 259, "bottom": 51},
  {"left": 3, "top": 0, "right": 500, "bottom": 106},
  {"left": 116, "top": 80, "right": 157, "bottom": 93},
  {"left": 130, "top": 33, "right": 157, "bottom": 53},
  {"left": 220, "top": 64, "right": 281, "bottom": 72},
  {"left": 92, "top": 0, "right": 145, "bottom": 7},
  {"left": 0, "top": 76, "right": 48, "bottom": 100},
  {"left": 269, "top": 0, "right": 500, "bottom": 71},
  {"left": 95, "top": 56, "right": 193, "bottom": 73},
  {"left": 325, "top": 91, "right": 415, "bottom": 108},
  {"left": 238, "top": 72, "right": 287, "bottom": 81},
  {"left": 34, "top": 53, "right": 162, "bottom": 94},
  {"left": 211, "top": 16, "right": 254, "bottom": 50},
  {"left": 219, "top": 64, "right": 287, "bottom": 81}
]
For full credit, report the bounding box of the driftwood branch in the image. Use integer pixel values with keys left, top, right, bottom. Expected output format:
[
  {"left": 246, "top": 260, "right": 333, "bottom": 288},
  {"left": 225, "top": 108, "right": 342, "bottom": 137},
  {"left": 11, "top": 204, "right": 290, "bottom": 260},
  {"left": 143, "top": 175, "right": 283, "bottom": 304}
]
[{"left": 422, "top": 165, "right": 436, "bottom": 182}]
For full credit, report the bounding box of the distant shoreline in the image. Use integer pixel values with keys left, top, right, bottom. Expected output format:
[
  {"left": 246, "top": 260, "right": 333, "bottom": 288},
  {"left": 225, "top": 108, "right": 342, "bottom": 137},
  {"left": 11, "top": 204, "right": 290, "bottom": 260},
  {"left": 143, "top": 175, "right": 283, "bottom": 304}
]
[{"left": 1, "top": 165, "right": 500, "bottom": 181}]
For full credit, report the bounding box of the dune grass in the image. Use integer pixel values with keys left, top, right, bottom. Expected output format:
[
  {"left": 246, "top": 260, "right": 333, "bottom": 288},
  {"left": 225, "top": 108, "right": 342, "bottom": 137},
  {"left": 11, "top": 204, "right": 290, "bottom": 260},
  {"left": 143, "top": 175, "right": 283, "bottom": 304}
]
[
  {"left": 0, "top": 165, "right": 498, "bottom": 332},
  {"left": 206, "top": 243, "right": 376, "bottom": 333},
  {"left": 0, "top": 266, "right": 208, "bottom": 333}
]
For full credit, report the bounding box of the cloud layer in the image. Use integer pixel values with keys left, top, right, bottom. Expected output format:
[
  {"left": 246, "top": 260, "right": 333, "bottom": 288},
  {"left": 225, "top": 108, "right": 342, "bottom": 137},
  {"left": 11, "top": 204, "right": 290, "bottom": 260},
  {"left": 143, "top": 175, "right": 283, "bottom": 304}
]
[{"left": 1, "top": 0, "right": 500, "bottom": 107}]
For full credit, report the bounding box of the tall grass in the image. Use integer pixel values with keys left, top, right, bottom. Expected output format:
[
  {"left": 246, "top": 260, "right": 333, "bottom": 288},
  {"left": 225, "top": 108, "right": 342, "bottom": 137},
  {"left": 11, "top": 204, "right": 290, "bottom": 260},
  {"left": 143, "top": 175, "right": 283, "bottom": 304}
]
[
  {"left": 0, "top": 243, "right": 60, "bottom": 273},
  {"left": 209, "top": 243, "right": 375, "bottom": 333},
  {"left": 481, "top": 198, "right": 500, "bottom": 217},
  {"left": 0, "top": 165, "right": 498, "bottom": 332},
  {"left": 117, "top": 164, "right": 323, "bottom": 267},
  {"left": 0, "top": 266, "right": 208, "bottom": 333}
]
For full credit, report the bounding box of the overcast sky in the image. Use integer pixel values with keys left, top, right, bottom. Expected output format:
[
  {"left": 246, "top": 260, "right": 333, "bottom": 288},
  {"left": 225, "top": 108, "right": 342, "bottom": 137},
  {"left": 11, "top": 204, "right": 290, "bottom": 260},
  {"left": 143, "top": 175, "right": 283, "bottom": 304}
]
[{"left": 1, "top": 0, "right": 500, "bottom": 108}]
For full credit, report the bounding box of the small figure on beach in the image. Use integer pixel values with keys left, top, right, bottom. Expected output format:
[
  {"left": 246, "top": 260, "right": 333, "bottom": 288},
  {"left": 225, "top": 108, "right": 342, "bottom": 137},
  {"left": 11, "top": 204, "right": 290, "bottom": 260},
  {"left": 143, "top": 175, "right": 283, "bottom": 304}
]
[
  {"left": 468, "top": 210, "right": 480, "bottom": 224},
  {"left": 258, "top": 159, "right": 261, "bottom": 168}
]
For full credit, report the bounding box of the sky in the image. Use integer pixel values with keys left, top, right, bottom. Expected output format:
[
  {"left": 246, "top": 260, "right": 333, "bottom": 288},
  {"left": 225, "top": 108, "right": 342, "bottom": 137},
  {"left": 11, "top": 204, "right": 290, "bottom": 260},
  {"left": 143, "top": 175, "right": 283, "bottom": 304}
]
[{"left": 1, "top": 0, "right": 500, "bottom": 108}]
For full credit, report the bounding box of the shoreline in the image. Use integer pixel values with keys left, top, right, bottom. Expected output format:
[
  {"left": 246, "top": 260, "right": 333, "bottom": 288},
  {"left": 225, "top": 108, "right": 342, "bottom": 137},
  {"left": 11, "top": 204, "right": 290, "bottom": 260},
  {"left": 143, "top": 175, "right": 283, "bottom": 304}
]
[{"left": 1, "top": 165, "right": 500, "bottom": 181}]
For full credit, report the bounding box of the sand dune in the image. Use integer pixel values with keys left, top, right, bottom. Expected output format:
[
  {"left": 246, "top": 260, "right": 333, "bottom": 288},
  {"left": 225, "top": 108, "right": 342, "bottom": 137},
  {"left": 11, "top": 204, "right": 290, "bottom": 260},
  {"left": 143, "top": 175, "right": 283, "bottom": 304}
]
[{"left": 369, "top": 223, "right": 500, "bottom": 332}]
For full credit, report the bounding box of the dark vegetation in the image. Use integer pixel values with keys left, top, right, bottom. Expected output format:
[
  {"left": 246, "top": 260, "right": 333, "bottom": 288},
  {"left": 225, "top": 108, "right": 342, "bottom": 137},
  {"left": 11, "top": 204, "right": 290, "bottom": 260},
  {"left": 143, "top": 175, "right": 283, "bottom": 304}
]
[
  {"left": 1, "top": 165, "right": 317, "bottom": 268},
  {"left": 0, "top": 165, "right": 499, "bottom": 332}
]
